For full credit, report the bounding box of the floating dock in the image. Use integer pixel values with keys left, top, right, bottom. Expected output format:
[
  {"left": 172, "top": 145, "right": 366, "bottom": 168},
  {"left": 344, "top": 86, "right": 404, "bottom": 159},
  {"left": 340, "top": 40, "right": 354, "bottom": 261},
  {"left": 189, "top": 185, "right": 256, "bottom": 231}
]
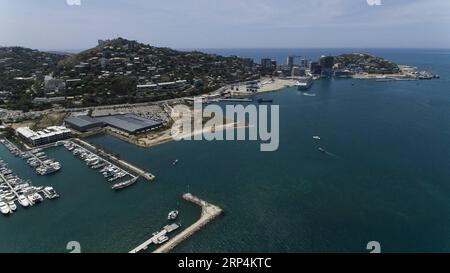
[
  {"left": 73, "top": 138, "right": 155, "bottom": 182},
  {"left": 129, "top": 193, "right": 222, "bottom": 253},
  {"left": 129, "top": 223, "right": 181, "bottom": 253}
]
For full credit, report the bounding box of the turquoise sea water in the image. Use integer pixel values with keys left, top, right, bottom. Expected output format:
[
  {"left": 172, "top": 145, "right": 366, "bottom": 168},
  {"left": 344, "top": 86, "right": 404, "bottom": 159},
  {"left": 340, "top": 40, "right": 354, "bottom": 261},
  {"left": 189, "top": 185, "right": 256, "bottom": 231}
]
[{"left": 1, "top": 49, "right": 450, "bottom": 252}]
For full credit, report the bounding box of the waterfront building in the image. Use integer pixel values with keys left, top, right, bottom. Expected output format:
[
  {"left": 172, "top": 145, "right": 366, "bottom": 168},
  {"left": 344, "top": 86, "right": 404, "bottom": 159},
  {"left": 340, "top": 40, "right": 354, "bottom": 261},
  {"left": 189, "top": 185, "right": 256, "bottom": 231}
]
[
  {"left": 300, "top": 59, "right": 309, "bottom": 68},
  {"left": 64, "top": 115, "right": 105, "bottom": 132},
  {"left": 261, "top": 58, "right": 274, "bottom": 71},
  {"left": 287, "top": 56, "right": 294, "bottom": 67},
  {"left": 292, "top": 66, "right": 306, "bottom": 77},
  {"left": 64, "top": 114, "right": 163, "bottom": 136},
  {"left": 310, "top": 62, "right": 322, "bottom": 75},
  {"left": 320, "top": 55, "right": 334, "bottom": 77},
  {"left": 16, "top": 126, "right": 71, "bottom": 146}
]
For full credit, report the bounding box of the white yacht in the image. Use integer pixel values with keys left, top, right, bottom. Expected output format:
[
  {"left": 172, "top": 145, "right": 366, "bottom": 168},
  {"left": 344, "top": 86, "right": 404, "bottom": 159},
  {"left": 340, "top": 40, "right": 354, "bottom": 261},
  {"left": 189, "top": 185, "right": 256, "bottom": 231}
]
[
  {"left": 313, "top": 136, "right": 321, "bottom": 140},
  {"left": 0, "top": 202, "right": 11, "bottom": 215},
  {"left": 8, "top": 201, "right": 17, "bottom": 211},
  {"left": 296, "top": 76, "right": 314, "bottom": 91},
  {"left": 18, "top": 195, "right": 30, "bottom": 207},
  {"left": 168, "top": 210, "right": 179, "bottom": 220}
]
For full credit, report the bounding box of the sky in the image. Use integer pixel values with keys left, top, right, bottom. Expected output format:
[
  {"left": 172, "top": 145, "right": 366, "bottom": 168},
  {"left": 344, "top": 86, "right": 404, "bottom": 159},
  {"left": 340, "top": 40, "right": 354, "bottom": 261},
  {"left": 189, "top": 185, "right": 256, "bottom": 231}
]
[{"left": 1, "top": 0, "right": 450, "bottom": 50}]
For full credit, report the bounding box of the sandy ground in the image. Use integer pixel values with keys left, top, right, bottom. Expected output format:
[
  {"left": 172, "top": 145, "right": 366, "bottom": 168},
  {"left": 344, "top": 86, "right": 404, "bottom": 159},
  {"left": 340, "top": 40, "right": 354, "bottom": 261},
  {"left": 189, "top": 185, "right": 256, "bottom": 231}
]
[
  {"left": 134, "top": 121, "right": 248, "bottom": 148},
  {"left": 222, "top": 77, "right": 298, "bottom": 98},
  {"left": 257, "top": 77, "right": 298, "bottom": 93}
]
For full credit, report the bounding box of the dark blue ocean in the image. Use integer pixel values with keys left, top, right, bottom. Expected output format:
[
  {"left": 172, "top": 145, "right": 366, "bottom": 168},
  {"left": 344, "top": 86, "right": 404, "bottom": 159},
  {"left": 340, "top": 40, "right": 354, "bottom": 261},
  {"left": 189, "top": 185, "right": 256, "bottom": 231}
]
[{"left": 1, "top": 48, "right": 450, "bottom": 252}]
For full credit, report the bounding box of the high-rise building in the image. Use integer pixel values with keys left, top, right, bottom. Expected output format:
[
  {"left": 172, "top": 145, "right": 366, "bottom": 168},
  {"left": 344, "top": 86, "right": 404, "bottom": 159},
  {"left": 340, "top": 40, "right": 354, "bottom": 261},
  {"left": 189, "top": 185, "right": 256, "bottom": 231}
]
[
  {"left": 320, "top": 56, "right": 334, "bottom": 77},
  {"left": 310, "top": 62, "right": 322, "bottom": 75},
  {"left": 261, "top": 58, "right": 273, "bottom": 71},
  {"left": 291, "top": 67, "right": 306, "bottom": 77},
  {"left": 287, "top": 56, "right": 294, "bottom": 67},
  {"left": 300, "top": 59, "right": 309, "bottom": 68}
]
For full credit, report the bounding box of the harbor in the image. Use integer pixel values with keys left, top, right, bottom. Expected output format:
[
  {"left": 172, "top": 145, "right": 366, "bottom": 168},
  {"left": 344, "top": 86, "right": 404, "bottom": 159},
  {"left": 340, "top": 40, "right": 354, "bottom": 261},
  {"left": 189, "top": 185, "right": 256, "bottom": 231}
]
[
  {"left": 0, "top": 138, "right": 62, "bottom": 176},
  {"left": 0, "top": 156, "right": 59, "bottom": 216},
  {"left": 73, "top": 138, "right": 156, "bottom": 182},
  {"left": 63, "top": 140, "right": 140, "bottom": 190},
  {"left": 129, "top": 193, "right": 223, "bottom": 253}
]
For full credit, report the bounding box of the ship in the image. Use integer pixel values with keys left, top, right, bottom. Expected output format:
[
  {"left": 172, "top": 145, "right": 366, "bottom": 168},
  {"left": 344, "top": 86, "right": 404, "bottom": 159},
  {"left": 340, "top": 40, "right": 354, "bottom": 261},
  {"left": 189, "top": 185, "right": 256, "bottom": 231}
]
[
  {"left": 296, "top": 76, "right": 313, "bottom": 91},
  {"left": 168, "top": 210, "right": 179, "bottom": 220},
  {"left": 36, "top": 162, "right": 61, "bottom": 175},
  {"left": 111, "top": 176, "right": 139, "bottom": 190}
]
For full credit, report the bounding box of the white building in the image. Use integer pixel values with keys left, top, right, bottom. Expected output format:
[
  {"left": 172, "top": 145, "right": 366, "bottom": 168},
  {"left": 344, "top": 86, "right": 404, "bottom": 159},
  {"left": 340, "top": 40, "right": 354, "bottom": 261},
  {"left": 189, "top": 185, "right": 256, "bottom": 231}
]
[{"left": 16, "top": 126, "right": 71, "bottom": 146}]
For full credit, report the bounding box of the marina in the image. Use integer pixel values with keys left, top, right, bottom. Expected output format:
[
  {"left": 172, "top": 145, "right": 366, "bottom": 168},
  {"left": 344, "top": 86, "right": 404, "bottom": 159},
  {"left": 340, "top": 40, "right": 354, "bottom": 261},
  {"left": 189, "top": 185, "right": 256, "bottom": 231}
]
[
  {"left": 0, "top": 156, "right": 59, "bottom": 216},
  {"left": 63, "top": 140, "right": 140, "bottom": 190},
  {"left": 73, "top": 138, "right": 156, "bottom": 182},
  {"left": 0, "top": 138, "right": 62, "bottom": 176}
]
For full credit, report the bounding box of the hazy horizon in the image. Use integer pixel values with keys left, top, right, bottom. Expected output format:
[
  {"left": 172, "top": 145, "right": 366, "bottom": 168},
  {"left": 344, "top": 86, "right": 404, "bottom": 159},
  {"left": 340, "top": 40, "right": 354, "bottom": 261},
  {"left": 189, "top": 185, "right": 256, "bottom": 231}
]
[{"left": 1, "top": 0, "right": 450, "bottom": 50}]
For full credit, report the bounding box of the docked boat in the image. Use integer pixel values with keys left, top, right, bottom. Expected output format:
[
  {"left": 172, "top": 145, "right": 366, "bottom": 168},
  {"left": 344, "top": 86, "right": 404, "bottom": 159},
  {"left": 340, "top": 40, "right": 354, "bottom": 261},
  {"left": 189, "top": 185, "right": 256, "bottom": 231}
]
[
  {"left": 168, "top": 210, "right": 179, "bottom": 220},
  {"left": 0, "top": 202, "right": 11, "bottom": 215},
  {"left": 18, "top": 195, "right": 30, "bottom": 207},
  {"left": 8, "top": 201, "right": 17, "bottom": 211},
  {"left": 36, "top": 162, "right": 61, "bottom": 175},
  {"left": 44, "top": 186, "right": 59, "bottom": 199},
  {"left": 154, "top": 235, "right": 169, "bottom": 244},
  {"left": 111, "top": 176, "right": 139, "bottom": 190},
  {"left": 296, "top": 76, "right": 313, "bottom": 91},
  {"left": 30, "top": 193, "right": 44, "bottom": 203}
]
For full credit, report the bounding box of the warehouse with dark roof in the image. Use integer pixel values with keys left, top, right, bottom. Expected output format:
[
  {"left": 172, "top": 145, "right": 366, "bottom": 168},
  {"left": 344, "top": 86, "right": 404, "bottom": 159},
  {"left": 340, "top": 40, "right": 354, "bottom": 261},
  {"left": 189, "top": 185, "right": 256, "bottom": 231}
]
[
  {"left": 64, "top": 115, "right": 105, "bottom": 132},
  {"left": 64, "top": 114, "right": 163, "bottom": 135},
  {"left": 95, "top": 114, "right": 163, "bottom": 135}
]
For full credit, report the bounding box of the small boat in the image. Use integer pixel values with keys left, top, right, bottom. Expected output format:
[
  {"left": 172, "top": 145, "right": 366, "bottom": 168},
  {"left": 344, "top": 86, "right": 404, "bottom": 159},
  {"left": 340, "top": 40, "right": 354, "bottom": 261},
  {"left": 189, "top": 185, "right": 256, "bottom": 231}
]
[
  {"left": 318, "top": 147, "right": 326, "bottom": 153},
  {"left": 111, "top": 176, "right": 139, "bottom": 190},
  {"left": 296, "top": 76, "right": 313, "bottom": 91},
  {"left": 154, "top": 235, "right": 169, "bottom": 244},
  {"left": 257, "top": 98, "right": 273, "bottom": 103},
  {"left": 172, "top": 159, "right": 179, "bottom": 165},
  {"left": 313, "top": 136, "right": 321, "bottom": 140},
  {"left": 8, "top": 201, "right": 17, "bottom": 211},
  {"left": 0, "top": 202, "right": 11, "bottom": 215},
  {"left": 18, "top": 195, "right": 30, "bottom": 207},
  {"left": 168, "top": 210, "right": 179, "bottom": 220}
]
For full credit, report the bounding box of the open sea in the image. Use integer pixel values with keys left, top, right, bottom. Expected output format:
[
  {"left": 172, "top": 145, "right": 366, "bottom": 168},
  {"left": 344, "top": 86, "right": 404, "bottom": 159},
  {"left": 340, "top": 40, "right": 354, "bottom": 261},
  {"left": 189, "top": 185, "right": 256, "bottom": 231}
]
[{"left": 1, "top": 48, "right": 450, "bottom": 253}]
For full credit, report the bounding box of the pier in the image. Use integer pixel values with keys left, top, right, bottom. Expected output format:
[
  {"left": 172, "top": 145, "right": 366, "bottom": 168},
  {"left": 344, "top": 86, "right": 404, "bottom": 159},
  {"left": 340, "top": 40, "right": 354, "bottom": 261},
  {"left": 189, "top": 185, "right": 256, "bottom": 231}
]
[
  {"left": 0, "top": 171, "right": 20, "bottom": 200},
  {"left": 129, "top": 193, "right": 222, "bottom": 253},
  {"left": 72, "top": 138, "right": 156, "bottom": 182},
  {"left": 153, "top": 193, "right": 222, "bottom": 253}
]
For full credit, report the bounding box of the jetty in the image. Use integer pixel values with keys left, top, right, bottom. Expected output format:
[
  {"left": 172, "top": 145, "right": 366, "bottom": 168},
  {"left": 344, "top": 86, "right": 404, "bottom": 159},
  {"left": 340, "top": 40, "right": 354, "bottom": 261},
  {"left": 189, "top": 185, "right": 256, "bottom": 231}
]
[
  {"left": 72, "top": 138, "right": 155, "bottom": 182},
  {"left": 133, "top": 193, "right": 222, "bottom": 253}
]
